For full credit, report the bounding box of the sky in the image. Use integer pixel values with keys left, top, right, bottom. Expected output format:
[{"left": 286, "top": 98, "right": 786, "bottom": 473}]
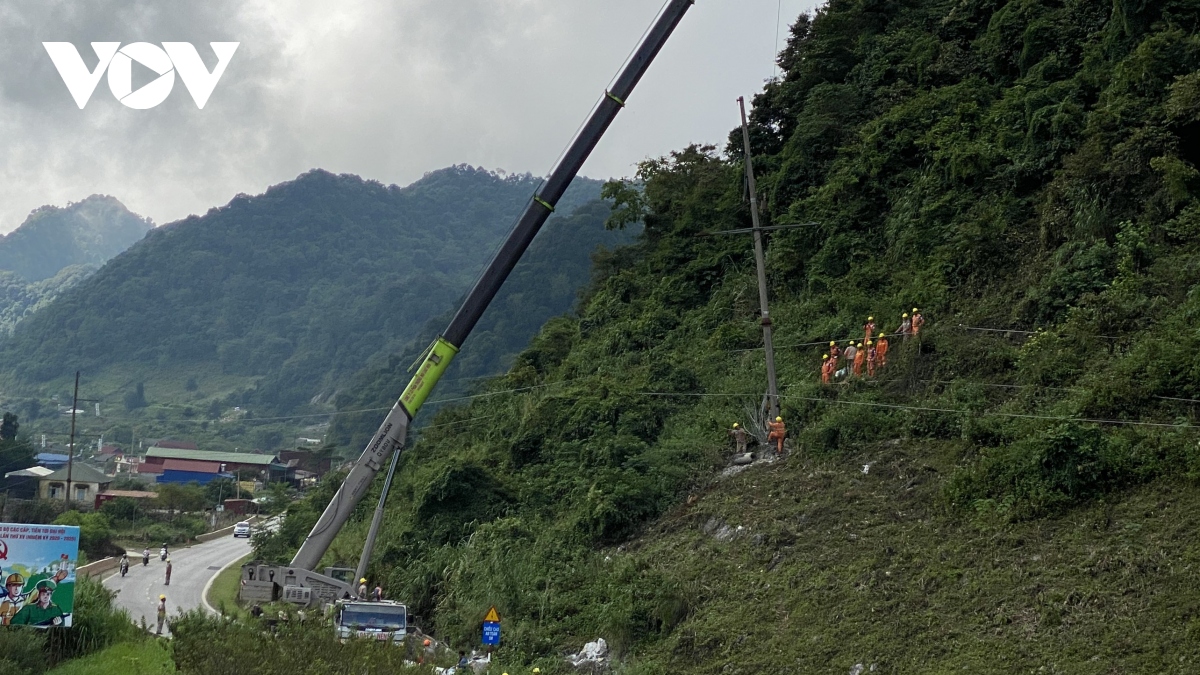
[{"left": 0, "top": 0, "right": 822, "bottom": 232}]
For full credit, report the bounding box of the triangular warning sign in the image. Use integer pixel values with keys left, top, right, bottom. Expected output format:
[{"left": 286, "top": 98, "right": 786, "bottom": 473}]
[{"left": 483, "top": 606, "right": 500, "bottom": 623}]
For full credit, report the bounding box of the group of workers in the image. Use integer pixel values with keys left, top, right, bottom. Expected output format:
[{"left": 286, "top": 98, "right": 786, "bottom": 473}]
[
  {"left": 725, "top": 309, "right": 926, "bottom": 458},
  {"left": 821, "top": 309, "right": 925, "bottom": 384},
  {"left": 729, "top": 416, "right": 788, "bottom": 457}
]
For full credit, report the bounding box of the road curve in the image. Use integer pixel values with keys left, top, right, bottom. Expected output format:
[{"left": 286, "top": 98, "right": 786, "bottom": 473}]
[{"left": 103, "top": 533, "right": 252, "bottom": 636}]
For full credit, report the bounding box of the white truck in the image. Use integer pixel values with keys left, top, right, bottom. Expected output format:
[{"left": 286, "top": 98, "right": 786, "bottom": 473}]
[{"left": 334, "top": 600, "right": 407, "bottom": 644}]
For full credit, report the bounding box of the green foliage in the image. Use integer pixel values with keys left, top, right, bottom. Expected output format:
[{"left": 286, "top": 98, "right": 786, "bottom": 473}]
[
  {"left": 154, "top": 484, "right": 206, "bottom": 519},
  {"left": 53, "top": 511, "right": 113, "bottom": 559},
  {"left": 44, "top": 640, "right": 173, "bottom": 675},
  {"left": 170, "top": 609, "right": 442, "bottom": 674},
  {"left": 123, "top": 383, "right": 147, "bottom": 411}
]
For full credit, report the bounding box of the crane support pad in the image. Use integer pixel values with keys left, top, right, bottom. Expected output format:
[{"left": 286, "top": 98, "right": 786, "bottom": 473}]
[{"left": 399, "top": 337, "right": 459, "bottom": 415}]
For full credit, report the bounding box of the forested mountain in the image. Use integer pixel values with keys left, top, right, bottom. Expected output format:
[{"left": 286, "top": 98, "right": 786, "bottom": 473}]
[
  {"left": 0, "top": 195, "right": 151, "bottom": 282},
  {"left": 1, "top": 167, "right": 602, "bottom": 416},
  {"left": 0, "top": 195, "right": 151, "bottom": 336},
  {"left": 249, "top": 1, "right": 1200, "bottom": 671},
  {"left": 329, "top": 199, "right": 636, "bottom": 450}
]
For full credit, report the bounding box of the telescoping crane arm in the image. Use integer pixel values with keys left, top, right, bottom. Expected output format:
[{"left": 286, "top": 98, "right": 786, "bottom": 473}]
[{"left": 289, "top": 0, "right": 695, "bottom": 572}]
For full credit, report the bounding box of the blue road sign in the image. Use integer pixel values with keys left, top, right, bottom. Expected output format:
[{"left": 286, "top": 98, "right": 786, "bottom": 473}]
[{"left": 482, "top": 620, "right": 500, "bottom": 645}]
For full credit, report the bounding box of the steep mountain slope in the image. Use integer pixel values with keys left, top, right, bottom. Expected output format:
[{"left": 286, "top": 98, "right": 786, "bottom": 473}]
[
  {"left": 1, "top": 167, "right": 601, "bottom": 419},
  {"left": 246, "top": 0, "right": 1200, "bottom": 670},
  {"left": 0, "top": 195, "right": 151, "bottom": 283}
]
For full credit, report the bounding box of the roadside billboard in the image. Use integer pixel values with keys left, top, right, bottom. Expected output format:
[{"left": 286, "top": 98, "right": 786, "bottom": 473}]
[{"left": 0, "top": 523, "right": 80, "bottom": 627}]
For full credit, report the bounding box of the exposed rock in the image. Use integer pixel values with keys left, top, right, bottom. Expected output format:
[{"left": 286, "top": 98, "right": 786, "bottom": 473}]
[{"left": 566, "top": 638, "right": 610, "bottom": 672}]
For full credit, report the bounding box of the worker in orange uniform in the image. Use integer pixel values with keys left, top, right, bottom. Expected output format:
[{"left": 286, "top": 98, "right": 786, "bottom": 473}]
[
  {"left": 767, "top": 416, "right": 787, "bottom": 457},
  {"left": 876, "top": 333, "right": 889, "bottom": 368},
  {"left": 864, "top": 316, "right": 876, "bottom": 343},
  {"left": 853, "top": 342, "right": 866, "bottom": 376},
  {"left": 829, "top": 340, "right": 841, "bottom": 362},
  {"left": 821, "top": 354, "right": 832, "bottom": 384},
  {"left": 866, "top": 341, "right": 877, "bottom": 377},
  {"left": 912, "top": 308, "right": 925, "bottom": 335}
]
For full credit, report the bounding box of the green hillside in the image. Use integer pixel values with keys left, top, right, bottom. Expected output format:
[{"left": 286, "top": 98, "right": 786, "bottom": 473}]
[
  {"left": 0, "top": 168, "right": 602, "bottom": 432},
  {"left": 241, "top": 0, "right": 1200, "bottom": 671},
  {"left": 0, "top": 195, "right": 151, "bottom": 338},
  {"left": 0, "top": 195, "right": 152, "bottom": 283},
  {"left": 329, "top": 198, "right": 636, "bottom": 450}
]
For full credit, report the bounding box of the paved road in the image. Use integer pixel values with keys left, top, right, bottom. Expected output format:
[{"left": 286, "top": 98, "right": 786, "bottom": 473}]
[{"left": 103, "top": 533, "right": 251, "bottom": 636}]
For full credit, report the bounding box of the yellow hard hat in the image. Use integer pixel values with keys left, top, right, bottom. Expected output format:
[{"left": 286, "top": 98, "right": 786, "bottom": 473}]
[
  {"left": 867, "top": 340, "right": 873, "bottom": 345},
  {"left": 857, "top": 343, "right": 863, "bottom": 348},
  {"left": 534, "top": 670, "right": 542, "bottom": 674},
  {"left": 360, "top": 578, "right": 367, "bottom": 583},
  {"left": 847, "top": 340, "right": 854, "bottom": 345},
  {"left": 868, "top": 316, "right": 874, "bottom": 321},
  {"left": 5, "top": 573, "right": 23, "bottom": 586},
  {"left": 732, "top": 423, "right": 739, "bottom": 428},
  {"left": 823, "top": 354, "right": 829, "bottom": 359},
  {"left": 775, "top": 416, "right": 782, "bottom": 422},
  {"left": 159, "top": 594, "right": 166, "bottom": 600},
  {"left": 879, "top": 333, "right": 885, "bottom": 338},
  {"left": 903, "top": 313, "right": 908, "bottom": 317},
  {"left": 913, "top": 307, "right": 919, "bottom": 312},
  {"left": 829, "top": 341, "right": 835, "bottom": 346}
]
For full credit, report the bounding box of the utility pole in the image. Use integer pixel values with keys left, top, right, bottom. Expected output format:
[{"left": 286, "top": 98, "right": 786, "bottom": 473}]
[
  {"left": 66, "top": 371, "right": 79, "bottom": 510},
  {"left": 738, "top": 97, "right": 780, "bottom": 420}
]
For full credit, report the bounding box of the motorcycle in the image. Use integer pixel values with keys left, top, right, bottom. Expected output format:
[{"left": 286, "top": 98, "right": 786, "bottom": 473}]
[
  {"left": 159, "top": 546, "right": 168, "bottom": 561},
  {"left": 143, "top": 549, "right": 150, "bottom": 566}
]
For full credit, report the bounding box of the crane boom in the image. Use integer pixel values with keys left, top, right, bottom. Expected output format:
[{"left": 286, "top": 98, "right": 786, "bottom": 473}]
[{"left": 287, "top": 0, "right": 695, "bottom": 573}]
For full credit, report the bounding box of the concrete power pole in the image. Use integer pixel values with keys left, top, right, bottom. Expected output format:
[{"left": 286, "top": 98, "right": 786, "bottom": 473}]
[
  {"left": 66, "top": 371, "right": 79, "bottom": 509},
  {"left": 738, "top": 97, "right": 780, "bottom": 420}
]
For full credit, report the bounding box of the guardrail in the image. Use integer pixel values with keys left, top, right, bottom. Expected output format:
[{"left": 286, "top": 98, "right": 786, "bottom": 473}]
[{"left": 80, "top": 516, "right": 261, "bottom": 579}]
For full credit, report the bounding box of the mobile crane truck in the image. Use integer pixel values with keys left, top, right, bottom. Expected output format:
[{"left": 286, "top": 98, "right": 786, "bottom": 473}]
[{"left": 239, "top": 1, "right": 696, "bottom": 630}]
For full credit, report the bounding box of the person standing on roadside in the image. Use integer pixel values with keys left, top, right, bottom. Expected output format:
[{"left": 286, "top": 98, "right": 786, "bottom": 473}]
[
  {"left": 876, "top": 333, "right": 889, "bottom": 369},
  {"left": 156, "top": 595, "right": 167, "bottom": 635},
  {"left": 864, "top": 316, "right": 876, "bottom": 343},
  {"left": 912, "top": 308, "right": 925, "bottom": 335}
]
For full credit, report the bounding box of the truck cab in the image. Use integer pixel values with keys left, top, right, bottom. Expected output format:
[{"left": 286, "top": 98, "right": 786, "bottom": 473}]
[{"left": 334, "top": 600, "right": 407, "bottom": 643}]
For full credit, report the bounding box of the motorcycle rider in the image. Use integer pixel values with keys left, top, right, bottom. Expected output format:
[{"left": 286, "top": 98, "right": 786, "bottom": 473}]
[
  {"left": 119, "top": 553, "right": 129, "bottom": 577},
  {"left": 142, "top": 548, "right": 150, "bottom": 566},
  {"left": 159, "top": 544, "right": 168, "bottom": 561}
]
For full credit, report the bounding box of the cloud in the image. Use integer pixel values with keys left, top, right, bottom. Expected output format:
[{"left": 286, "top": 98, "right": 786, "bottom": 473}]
[{"left": 0, "top": 0, "right": 820, "bottom": 231}]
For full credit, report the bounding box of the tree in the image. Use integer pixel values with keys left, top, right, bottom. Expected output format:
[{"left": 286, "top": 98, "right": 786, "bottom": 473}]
[
  {"left": 123, "top": 383, "right": 147, "bottom": 411},
  {"left": 1, "top": 412, "right": 19, "bottom": 441},
  {"left": 204, "top": 478, "right": 236, "bottom": 506},
  {"left": 155, "top": 483, "right": 206, "bottom": 519},
  {"left": 0, "top": 415, "right": 26, "bottom": 480}
]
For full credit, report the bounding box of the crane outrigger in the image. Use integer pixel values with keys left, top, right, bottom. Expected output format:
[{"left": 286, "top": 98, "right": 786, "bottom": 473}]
[{"left": 239, "top": 0, "right": 696, "bottom": 611}]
